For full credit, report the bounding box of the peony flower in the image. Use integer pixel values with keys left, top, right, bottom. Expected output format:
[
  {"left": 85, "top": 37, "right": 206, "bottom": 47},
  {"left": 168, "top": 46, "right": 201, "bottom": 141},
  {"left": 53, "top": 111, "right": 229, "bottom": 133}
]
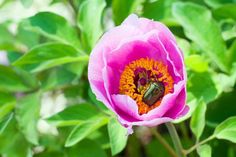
[{"left": 88, "top": 14, "right": 188, "bottom": 133}]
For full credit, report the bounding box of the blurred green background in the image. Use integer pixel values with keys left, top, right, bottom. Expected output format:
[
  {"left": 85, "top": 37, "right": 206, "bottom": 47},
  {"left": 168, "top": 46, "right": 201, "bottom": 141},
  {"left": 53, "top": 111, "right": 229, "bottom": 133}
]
[{"left": 0, "top": 0, "right": 235, "bottom": 157}]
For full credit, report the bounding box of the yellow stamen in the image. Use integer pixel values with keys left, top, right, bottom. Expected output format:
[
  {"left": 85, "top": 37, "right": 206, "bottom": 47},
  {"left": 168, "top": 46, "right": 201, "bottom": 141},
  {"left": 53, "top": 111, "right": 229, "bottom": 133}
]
[{"left": 119, "top": 58, "right": 174, "bottom": 115}]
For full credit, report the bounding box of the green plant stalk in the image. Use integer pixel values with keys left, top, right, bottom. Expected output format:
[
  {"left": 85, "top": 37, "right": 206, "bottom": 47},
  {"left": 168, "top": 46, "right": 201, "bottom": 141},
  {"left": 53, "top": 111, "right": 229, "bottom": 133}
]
[
  {"left": 150, "top": 128, "right": 178, "bottom": 157},
  {"left": 179, "top": 122, "right": 195, "bottom": 157},
  {"left": 179, "top": 122, "right": 190, "bottom": 143},
  {"left": 183, "top": 135, "right": 215, "bottom": 155},
  {"left": 166, "top": 122, "right": 185, "bottom": 157}
]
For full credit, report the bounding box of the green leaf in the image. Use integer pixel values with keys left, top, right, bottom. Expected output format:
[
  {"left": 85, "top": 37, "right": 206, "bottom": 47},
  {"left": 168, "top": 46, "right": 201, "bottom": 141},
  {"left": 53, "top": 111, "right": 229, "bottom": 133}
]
[
  {"left": 7, "top": 51, "right": 22, "bottom": 64},
  {"left": 142, "top": 0, "right": 170, "bottom": 20},
  {"left": 172, "top": 2, "right": 228, "bottom": 72},
  {"left": 214, "top": 116, "right": 236, "bottom": 143},
  {"left": 88, "top": 127, "right": 110, "bottom": 149},
  {"left": 23, "top": 12, "right": 82, "bottom": 50},
  {"left": 40, "top": 66, "right": 77, "bottom": 91},
  {"left": 77, "top": 0, "right": 106, "bottom": 51},
  {"left": 142, "top": 0, "right": 178, "bottom": 26},
  {"left": 31, "top": 56, "right": 88, "bottom": 73},
  {"left": 213, "top": 4, "right": 236, "bottom": 21},
  {"left": 47, "top": 103, "right": 101, "bottom": 127},
  {"left": 0, "top": 92, "right": 14, "bottom": 105},
  {"left": 67, "top": 139, "right": 107, "bottom": 157},
  {"left": 213, "top": 72, "right": 236, "bottom": 93},
  {"left": 15, "top": 67, "right": 39, "bottom": 89},
  {"left": 197, "top": 144, "right": 212, "bottom": 157},
  {"left": 0, "top": 0, "right": 11, "bottom": 9},
  {"left": 222, "top": 27, "right": 236, "bottom": 41},
  {"left": 190, "top": 100, "right": 207, "bottom": 140},
  {"left": 222, "top": 25, "right": 236, "bottom": 41},
  {"left": 0, "top": 65, "right": 33, "bottom": 92},
  {"left": 13, "top": 43, "right": 88, "bottom": 73},
  {"left": 16, "top": 21, "right": 40, "bottom": 49},
  {"left": 0, "top": 24, "right": 20, "bottom": 51},
  {"left": 20, "top": 0, "right": 33, "bottom": 8},
  {"left": 65, "top": 61, "right": 87, "bottom": 76},
  {"left": 0, "top": 118, "right": 31, "bottom": 157},
  {"left": 0, "top": 102, "right": 15, "bottom": 121},
  {"left": 186, "top": 55, "right": 209, "bottom": 73},
  {"left": 112, "top": 0, "right": 144, "bottom": 25},
  {"left": 0, "top": 113, "right": 13, "bottom": 134},
  {"left": 176, "top": 37, "right": 191, "bottom": 57},
  {"left": 204, "top": 0, "right": 235, "bottom": 8},
  {"left": 226, "top": 40, "right": 236, "bottom": 67},
  {"left": 15, "top": 92, "right": 41, "bottom": 145},
  {"left": 65, "top": 116, "right": 109, "bottom": 147},
  {"left": 206, "top": 88, "right": 236, "bottom": 127},
  {"left": 188, "top": 72, "right": 218, "bottom": 104},
  {"left": 14, "top": 43, "right": 80, "bottom": 64},
  {"left": 108, "top": 118, "right": 128, "bottom": 156}
]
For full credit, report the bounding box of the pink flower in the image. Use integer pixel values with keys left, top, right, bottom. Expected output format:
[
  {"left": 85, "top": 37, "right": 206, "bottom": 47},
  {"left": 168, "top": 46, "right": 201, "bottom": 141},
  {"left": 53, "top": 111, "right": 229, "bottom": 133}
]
[{"left": 88, "top": 14, "right": 188, "bottom": 133}]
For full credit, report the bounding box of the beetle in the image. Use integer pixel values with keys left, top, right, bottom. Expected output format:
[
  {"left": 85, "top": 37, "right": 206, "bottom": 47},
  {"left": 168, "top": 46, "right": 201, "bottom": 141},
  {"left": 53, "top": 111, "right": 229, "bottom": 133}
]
[{"left": 143, "top": 82, "right": 165, "bottom": 106}]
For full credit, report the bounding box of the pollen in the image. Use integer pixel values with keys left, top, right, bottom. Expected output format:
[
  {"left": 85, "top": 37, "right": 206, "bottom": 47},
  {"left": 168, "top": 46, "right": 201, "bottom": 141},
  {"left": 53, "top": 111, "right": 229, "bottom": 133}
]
[{"left": 119, "top": 58, "right": 174, "bottom": 115}]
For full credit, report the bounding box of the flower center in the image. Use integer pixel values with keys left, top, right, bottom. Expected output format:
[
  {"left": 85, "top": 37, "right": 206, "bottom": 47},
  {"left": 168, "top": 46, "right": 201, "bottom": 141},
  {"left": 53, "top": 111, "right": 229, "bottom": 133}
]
[{"left": 119, "top": 58, "right": 174, "bottom": 115}]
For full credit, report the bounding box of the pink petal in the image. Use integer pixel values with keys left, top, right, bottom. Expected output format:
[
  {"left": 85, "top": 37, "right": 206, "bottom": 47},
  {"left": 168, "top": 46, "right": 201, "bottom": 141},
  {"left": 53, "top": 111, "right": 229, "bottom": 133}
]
[
  {"left": 163, "top": 88, "right": 187, "bottom": 119},
  {"left": 123, "top": 14, "right": 177, "bottom": 47},
  {"left": 111, "top": 94, "right": 141, "bottom": 122},
  {"left": 89, "top": 80, "right": 115, "bottom": 112},
  {"left": 88, "top": 24, "right": 142, "bottom": 83}
]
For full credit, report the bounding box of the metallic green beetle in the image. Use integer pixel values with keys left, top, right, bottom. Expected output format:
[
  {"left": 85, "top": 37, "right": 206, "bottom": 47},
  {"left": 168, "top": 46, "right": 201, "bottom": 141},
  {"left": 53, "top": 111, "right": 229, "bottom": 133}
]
[{"left": 143, "top": 82, "right": 165, "bottom": 106}]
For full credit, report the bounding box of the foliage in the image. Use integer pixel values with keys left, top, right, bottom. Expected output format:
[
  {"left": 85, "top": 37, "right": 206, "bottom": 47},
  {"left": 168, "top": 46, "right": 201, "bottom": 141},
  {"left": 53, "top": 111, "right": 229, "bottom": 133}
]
[{"left": 0, "top": 0, "right": 235, "bottom": 157}]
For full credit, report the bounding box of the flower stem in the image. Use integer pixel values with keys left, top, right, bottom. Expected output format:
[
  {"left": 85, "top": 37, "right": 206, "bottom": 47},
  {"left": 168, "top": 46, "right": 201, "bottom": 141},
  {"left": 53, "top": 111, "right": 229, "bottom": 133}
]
[
  {"left": 150, "top": 128, "right": 178, "bottom": 157},
  {"left": 165, "top": 122, "right": 185, "bottom": 157},
  {"left": 183, "top": 135, "right": 215, "bottom": 155}
]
